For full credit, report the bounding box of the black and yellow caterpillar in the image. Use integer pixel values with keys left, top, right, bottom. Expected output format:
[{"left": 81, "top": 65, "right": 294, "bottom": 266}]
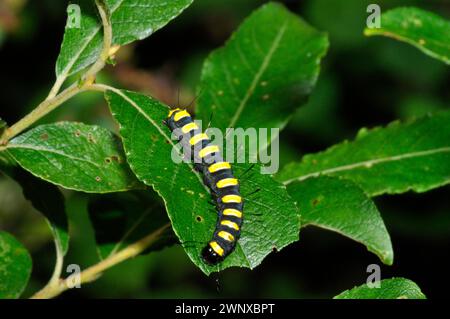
[{"left": 165, "top": 108, "right": 243, "bottom": 265}]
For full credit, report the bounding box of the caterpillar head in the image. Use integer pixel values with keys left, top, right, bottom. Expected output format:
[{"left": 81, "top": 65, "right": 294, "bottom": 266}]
[{"left": 201, "top": 245, "right": 224, "bottom": 265}]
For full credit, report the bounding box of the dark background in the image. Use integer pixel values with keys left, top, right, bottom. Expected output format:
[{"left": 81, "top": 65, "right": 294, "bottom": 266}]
[{"left": 0, "top": 0, "right": 449, "bottom": 298}]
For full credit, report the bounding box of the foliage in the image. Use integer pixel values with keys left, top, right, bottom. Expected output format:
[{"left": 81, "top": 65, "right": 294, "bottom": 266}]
[
  {"left": 364, "top": 7, "right": 450, "bottom": 65},
  {"left": 334, "top": 278, "right": 426, "bottom": 299},
  {"left": 0, "top": 0, "right": 447, "bottom": 299}
]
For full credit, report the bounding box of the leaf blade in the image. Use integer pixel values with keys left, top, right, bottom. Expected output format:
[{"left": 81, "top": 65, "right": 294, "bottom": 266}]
[
  {"left": 334, "top": 278, "right": 426, "bottom": 299},
  {"left": 0, "top": 232, "right": 32, "bottom": 299},
  {"left": 7, "top": 122, "right": 143, "bottom": 193},
  {"left": 56, "top": 0, "right": 193, "bottom": 78},
  {"left": 287, "top": 176, "right": 393, "bottom": 265},
  {"left": 196, "top": 2, "right": 329, "bottom": 152},
  {"left": 106, "top": 89, "right": 301, "bottom": 274},
  {"left": 277, "top": 112, "right": 450, "bottom": 196},
  {"left": 364, "top": 7, "right": 450, "bottom": 65}
]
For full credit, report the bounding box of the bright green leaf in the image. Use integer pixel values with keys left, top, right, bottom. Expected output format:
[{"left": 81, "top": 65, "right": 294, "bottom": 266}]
[
  {"left": 7, "top": 122, "right": 143, "bottom": 193},
  {"left": 0, "top": 232, "right": 32, "bottom": 299},
  {"left": 277, "top": 112, "right": 450, "bottom": 197},
  {"left": 364, "top": 7, "right": 450, "bottom": 65},
  {"left": 12, "top": 168, "right": 69, "bottom": 256},
  {"left": 105, "top": 89, "right": 300, "bottom": 274},
  {"left": 334, "top": 277, "right": 426, "bottom": 299},
  {"left": 287, "top": 176, "right": 393, "bottom": 265},
  {"left": 56, "top": 0, "right": 193, "bottom": 79},
  {"left": 88, "top": 191, "right": 175, "bottom": 260},
  {"left": 196, "top": 2, "right": 328, "bottom": 153},
  {"left": 107, "top": 0, "right": 193, "bottom": 45}
]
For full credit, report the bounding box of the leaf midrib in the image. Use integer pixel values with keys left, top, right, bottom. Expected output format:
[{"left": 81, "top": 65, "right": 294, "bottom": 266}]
[
  {"left": 7, "top": 143, "right": 102, "bottom": 168},
  {"left": 226, "top": 21, "right": 288, "bottom": 130},
  {"left": 282, "top": 146, "right": 450, "bottom": 185},
  {"left": 57, "top": 0, "right": 125, "bottom": 78}
]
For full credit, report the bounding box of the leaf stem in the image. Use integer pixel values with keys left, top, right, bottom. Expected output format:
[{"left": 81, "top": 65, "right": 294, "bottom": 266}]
[
  {"left": 83, "top": 0, "right": 114, "bottom": 83},
  {"left": 31, "top": 223, "right": 171, "bottom": 299},
  {"left": 49, "top": 242, "right": 65, "bottom": 285},
  {"left": 32, "top": 240, "right": 66, "bottom": 299},
  {"left": 88, "top": 83, "right": 114, "bottom": 93},
  {"left": 46, "top": 75, "right": 68, "bottom": 101}
]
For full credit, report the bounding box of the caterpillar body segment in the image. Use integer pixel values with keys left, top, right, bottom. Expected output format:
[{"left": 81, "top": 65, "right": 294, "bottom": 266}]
[{"left": 165, "top": 108, "right": 244, "bottom": 265}]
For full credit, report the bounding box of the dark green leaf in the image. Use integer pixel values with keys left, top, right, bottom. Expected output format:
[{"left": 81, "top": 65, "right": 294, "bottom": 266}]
[
  {"left": 7, "top": 122, "right": 143, "bottom": 193},
  {"left": 364, "top": 7, "right": 450, "bottom": 65},
  {"left": 277, "top": 112, "right": 450, "bottom": 196},
  {"left": 0, "top": 117, "right": 6, "bottom": 135},
  {"left": 56, "top": 0, "right": 193, "bottom": 79},
  {"left": 0, "top": 151, "right": 15, "bottom": 168},
  {"left": 0, "top": 232, "right": 32, "bottom": 299},
  {"left": 196, "top": 2, "right": 328, "bottom": 153},
  {"left": 105, "top": 89, "right": 300, "bottom": 274},
  {"left": 334, "top": 278, "right": 426, "bottom": 299},
  {"left": 287, "top": 176, "right": 393, "bottom": 265},
  {"left": 88, "top": 191, "right": 175, "bottom": 260},
  {"left": 12, "top": 168, "right": 69, "bottom": 256}
]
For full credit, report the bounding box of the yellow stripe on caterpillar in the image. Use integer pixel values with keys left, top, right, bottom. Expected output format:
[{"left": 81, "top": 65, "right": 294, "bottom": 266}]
[
  {"left": 223, "top": 208, "right": 242, "bottom": 218},
  {"left": 216, "top": 178, "right": 238, "bottom": 189},
  {"left": 218, "top": 231, "right": 235, "bottom": 242},
  {"left": 174, "top": 109, "right": 190, "bottom": 121},
  {"left": 181, "top": 122, "right": 198, "bottom": 134},
  {"left": 221, "top": 194, "right": 242, "bottom": 203},
  {"left": 208, "top": 162, "right": 231, "bottom": 173},
  {"left": 189, "top": 133, "right": 209, "bottom": 146},
  {"left": 168, "top": 108, "right": 181, "bottom": 117},
  {"left": 209, "top": 241, "right": 224, "bottom": 256},
  {"left": 199, "top": 145, "right": 220, "bottom": 158},
  {"left": 220, "top": 220, "right": 239, "bottom": 231}
]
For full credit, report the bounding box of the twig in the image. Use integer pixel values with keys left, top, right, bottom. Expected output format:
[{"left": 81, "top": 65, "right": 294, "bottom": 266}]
[
  {"left": 31, "top": 223, "right": 171, "bottom": 299},
  {"left": 0, "top": 0, "right": 115, "bottom": 144}
]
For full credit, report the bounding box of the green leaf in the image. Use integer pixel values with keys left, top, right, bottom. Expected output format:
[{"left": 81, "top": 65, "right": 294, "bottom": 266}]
[
  {"left": 287, "top": 176, "right": 393, "bottom": 265},
  {"left": 334, "top": 278, "right": 426, "bottom": 299},
  {"left": 277, "top": 111, "right": 450, "bottom": 197},
  {"left": 12, "top": 168, "right": 69, "bottom": 256},
  {"left": 7, "top": 122, "right": 143, "bottom": 193},
  {"left": 56, "top": 0, "right": 193, "bottom": 79},
  {"left": 88, "top": 191, "right": 175, "bottom": 260},
  {"left": 196, "top": 2, "right": 328, "bottom": 153},
  {"left": 105, "top": 89, "right": 301, "bottom": 274},
  {"left": 364, "top": 7, "right": 450, "bottom": 65},
  {"left": 0, "top": 232, "right": 32, "bottom": 299}
]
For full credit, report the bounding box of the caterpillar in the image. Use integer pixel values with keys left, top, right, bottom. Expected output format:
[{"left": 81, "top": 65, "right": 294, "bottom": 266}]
[{"left": 165, "top": 108, "right": 243, "bottom": 265}]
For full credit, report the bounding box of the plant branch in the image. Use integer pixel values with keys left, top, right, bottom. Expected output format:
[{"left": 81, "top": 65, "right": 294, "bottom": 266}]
[
  {"left": 0, "top": 0, "right": 115, "bottom": 145},
  {"left": 31, "top": 223, "right": 171, "bottom": 299}
]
